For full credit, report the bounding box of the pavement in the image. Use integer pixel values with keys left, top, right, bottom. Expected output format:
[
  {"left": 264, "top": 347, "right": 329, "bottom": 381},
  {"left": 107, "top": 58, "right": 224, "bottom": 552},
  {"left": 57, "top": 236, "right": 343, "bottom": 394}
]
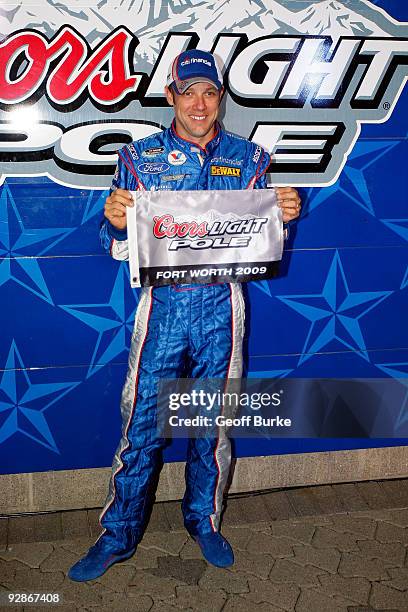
[{"left": 1, "top": 478, "right": 408, "bottom": 612}]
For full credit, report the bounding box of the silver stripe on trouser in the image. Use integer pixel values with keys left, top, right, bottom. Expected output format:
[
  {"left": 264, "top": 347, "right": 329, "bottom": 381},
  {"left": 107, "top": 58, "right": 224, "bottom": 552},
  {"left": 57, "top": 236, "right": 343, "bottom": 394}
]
[
  {"left": 97, "top": 286, "right": 153, "bottom": 542},
  {"left": 210, "top": 283, "right": 245, "bottom": 531}
]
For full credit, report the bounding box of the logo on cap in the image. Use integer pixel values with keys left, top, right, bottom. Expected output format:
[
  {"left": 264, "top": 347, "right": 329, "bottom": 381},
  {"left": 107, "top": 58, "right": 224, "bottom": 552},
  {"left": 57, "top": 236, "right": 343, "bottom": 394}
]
[{"left": 168, "top": 50, "right": 222, "bottom": 94}]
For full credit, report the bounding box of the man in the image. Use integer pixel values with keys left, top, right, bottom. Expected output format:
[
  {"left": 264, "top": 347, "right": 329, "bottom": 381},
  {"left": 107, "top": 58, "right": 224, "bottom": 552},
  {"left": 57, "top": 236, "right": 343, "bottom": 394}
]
[{"left": 69, "top": 49, "right": 301, "bottom": 582}]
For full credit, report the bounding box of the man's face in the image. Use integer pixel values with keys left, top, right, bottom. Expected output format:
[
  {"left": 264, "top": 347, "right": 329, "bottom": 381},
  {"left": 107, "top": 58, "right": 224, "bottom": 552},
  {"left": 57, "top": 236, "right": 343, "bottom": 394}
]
[{"left": 165, "top": 82, "right": 222, "bottom": 147}]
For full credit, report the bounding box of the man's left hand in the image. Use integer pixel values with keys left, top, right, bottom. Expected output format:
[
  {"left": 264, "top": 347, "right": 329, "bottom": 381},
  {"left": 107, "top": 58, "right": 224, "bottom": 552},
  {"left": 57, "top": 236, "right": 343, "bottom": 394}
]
[{"left": 275, "top": 187, "right": 301, "bottom": 223}]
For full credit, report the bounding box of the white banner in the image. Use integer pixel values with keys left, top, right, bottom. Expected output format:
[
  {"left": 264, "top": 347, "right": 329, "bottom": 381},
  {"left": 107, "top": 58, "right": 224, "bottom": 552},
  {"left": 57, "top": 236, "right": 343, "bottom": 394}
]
[{"left": 127, "top": 188, "right": 283, "bottom": 287}]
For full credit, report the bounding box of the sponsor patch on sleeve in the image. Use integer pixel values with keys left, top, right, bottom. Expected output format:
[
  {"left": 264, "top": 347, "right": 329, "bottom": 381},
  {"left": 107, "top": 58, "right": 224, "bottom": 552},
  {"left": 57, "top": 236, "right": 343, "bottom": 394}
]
[
  {"left": 127, "top": 143, "right": 139, "bottom": 160},
  {"left": 210, "top": 165, "right": 241, "bottom": 177},
  {"left": 252, "top": 146, "right": 262, "bottom": 163}
]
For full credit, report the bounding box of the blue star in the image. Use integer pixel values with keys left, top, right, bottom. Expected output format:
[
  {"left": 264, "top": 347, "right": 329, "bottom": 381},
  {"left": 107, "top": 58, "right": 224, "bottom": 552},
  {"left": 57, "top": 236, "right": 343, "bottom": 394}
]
[
  {"left": 307, "top": 140, "right": 400, "bottom": 215},
  {"left": 375, "top": 361, "right": 408, "bottom": 432},
  {"left": 60, "top": 264, "right": 138, "bottom": 378},
  {"left": 276, "top": 251, "right": 392, "bottom": 365},
  {"left": 380, "top": 219, "right": 408, "bottom": 242},
  {"left": 0, "top": 341, "right": 80, "bottom": 452},
  {"left": 80, "top": 189, "right": 108, "bottom": 225},
  {"left": 252, "top": 280, "right": 272, "bottom": 297},
  {"left": 0, "top": 184, "right": 75, "bottom": 304}
]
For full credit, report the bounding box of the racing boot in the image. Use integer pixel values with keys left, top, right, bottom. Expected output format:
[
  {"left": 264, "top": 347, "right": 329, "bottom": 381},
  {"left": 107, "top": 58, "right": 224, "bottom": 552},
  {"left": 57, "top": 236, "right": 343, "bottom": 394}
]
[
  {"left": 194, "top": 532, "right": 234, "bottom": 568},
  {"left": 68, "top": 539, "right": 136, "bottom": 582}
]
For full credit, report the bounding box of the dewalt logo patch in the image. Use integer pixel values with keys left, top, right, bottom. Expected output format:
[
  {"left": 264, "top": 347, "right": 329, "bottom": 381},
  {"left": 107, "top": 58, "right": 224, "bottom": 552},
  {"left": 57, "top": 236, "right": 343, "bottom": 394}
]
[{"left": 210, "top": 165, "right": 241, "bottom": 177}]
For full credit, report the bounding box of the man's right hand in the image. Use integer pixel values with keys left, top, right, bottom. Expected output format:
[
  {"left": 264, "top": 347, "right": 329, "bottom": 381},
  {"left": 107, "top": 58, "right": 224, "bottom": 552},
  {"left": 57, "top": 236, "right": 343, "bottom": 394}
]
[{"left": 104, "top": 189, "right": 134, "bottom": 231}]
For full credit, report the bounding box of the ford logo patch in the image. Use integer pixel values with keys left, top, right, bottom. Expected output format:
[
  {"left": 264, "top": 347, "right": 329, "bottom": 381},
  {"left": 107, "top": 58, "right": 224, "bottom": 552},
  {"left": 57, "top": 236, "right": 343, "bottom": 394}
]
[{"left": 137, "top": 162, "right": 170, "bottom": 174}]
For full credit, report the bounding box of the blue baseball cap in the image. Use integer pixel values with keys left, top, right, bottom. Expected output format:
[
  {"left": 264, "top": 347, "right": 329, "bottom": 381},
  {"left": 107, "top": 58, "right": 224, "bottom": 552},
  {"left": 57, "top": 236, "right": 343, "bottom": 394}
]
[{"left": 167, "top": 50, "right": 223, "bottom": 94}]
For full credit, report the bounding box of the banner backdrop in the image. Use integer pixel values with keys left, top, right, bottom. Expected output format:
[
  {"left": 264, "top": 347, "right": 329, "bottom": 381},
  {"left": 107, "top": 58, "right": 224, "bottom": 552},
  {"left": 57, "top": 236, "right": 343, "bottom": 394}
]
[
  {"left": 1, "top": 0, "right": 408, "bottom": 188},
  {"left": 127, "top": 189, "right": 283, "bottom": 287},
  {"left": 0, "top": 0, "right": 407, "bottom": 475}
]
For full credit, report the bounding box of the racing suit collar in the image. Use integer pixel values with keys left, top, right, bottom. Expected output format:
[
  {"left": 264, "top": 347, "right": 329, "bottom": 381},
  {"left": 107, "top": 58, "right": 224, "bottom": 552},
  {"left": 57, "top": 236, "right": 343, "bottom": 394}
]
[{"left": 170, "top": 119, "right": 221, "bottom": 154}]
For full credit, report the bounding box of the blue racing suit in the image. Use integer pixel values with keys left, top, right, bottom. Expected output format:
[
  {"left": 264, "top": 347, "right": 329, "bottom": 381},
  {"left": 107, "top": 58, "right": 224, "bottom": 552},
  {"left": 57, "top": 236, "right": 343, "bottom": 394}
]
[{"left": 98, "top": 121, "right": 270, "bottom": 552}]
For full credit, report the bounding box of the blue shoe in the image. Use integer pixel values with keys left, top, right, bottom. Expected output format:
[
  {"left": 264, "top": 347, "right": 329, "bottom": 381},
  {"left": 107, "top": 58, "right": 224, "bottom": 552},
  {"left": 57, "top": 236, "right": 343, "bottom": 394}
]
[
  {"left": 68, "top": 541, "right": 135, "bottom": 582},
  {"left": 194, "top": 532, "right": 234, "bottom": 568}
]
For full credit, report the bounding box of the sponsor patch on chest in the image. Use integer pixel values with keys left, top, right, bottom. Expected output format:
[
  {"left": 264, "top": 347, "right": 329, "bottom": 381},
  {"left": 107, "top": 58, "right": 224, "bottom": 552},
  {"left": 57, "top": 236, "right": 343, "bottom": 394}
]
[
  {"left": 138, "top": 162, "right": 170, "bottom": 174},
  {"left": 161, "top": 173, "right": 190, "bottom": 182},
  {"left": 210, "top": 165, "right": 241, "bottom": 177},
  {"left": 142, "top": 147, "right": 165, "bottom": 157},
  {"left": 168, "top": 150, "right": 187, "bottom": 165}
]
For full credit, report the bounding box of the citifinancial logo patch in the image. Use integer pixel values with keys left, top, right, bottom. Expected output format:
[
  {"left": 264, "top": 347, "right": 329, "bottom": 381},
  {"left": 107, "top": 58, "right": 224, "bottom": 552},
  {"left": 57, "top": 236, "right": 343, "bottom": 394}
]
[{"left": 210, "top": 166, "right": 241, "bottom": 177}]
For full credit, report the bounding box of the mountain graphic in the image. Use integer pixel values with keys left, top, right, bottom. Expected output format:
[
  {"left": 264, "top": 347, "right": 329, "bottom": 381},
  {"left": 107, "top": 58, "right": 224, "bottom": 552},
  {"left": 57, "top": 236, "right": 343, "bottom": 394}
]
[
  {"left": 294, "top": 0, "right": 388, "bottom": 37},
  {"left": 0, "top": 0, "right": 392, "bottom": 65}
]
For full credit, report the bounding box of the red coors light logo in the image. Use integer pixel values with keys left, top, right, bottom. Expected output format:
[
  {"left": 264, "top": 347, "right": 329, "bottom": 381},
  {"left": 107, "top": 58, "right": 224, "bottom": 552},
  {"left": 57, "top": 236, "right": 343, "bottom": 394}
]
[
  {"left": 153, "top": 215, "right": 208, "bottom": 239},
  {"left": 1, "top": 26, "right": 407, "bottom": 108},
  {"left": 153, "top": 214, "right": 268, "bottom": 251},
  {"left": 0, "top": 27, "right": 140, "bottom": 105}
]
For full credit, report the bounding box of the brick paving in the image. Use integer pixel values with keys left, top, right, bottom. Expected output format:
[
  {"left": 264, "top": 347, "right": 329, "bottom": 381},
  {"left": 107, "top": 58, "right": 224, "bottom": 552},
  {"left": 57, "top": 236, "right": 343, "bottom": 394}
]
[{"left": 0, "top": 479, "right": 408, "bottom": 611}]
